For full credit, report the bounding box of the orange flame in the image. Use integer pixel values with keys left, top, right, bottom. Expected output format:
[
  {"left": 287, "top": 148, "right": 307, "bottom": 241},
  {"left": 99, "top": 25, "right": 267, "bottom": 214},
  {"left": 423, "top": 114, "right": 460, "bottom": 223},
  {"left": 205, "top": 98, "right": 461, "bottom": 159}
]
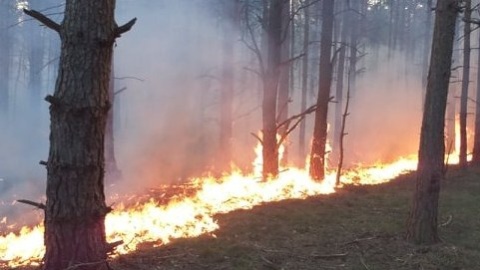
[{"left": 0, "top": 138, "right": 470, "bottom": 268}]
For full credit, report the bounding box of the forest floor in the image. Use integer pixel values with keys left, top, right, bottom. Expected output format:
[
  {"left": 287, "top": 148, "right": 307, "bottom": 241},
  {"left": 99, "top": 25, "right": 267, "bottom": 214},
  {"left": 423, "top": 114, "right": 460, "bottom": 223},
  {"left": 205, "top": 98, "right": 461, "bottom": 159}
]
[{"left": 14, "top": 165, "right": 480, "bottom": 270}]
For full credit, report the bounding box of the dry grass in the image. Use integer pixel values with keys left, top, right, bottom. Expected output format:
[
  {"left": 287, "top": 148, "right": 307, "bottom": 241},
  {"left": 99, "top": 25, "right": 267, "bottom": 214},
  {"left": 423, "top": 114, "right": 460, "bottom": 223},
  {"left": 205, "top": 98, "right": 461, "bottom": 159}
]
[{"left": 11, "top": 166, "right": 480, "bottom": 270}]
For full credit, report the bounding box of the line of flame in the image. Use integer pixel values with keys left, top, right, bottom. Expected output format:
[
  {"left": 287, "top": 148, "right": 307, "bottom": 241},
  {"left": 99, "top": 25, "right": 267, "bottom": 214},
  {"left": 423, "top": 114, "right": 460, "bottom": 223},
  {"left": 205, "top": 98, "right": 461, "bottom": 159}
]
[{"left": 0, "top": 148, "right": 470, "bottom": 267}]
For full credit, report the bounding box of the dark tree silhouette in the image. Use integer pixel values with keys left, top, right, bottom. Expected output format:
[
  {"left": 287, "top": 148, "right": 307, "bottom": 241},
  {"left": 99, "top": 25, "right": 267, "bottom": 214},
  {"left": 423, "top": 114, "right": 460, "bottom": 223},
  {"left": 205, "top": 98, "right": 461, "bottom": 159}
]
[
  {"left": 309, "top": 0, "right": 334, "bottom": 181},
  {"left": 406, "top": 0, "right": 459, "bottom": 245},
  {"left": 459, "top": 0, "right": 471, "bottom": 167},
  {"left": 24, "top": 1, "right": 135, "bottom": 268},
  {"left": 261, "top": 0, "right": 287, "bottom": 179}
]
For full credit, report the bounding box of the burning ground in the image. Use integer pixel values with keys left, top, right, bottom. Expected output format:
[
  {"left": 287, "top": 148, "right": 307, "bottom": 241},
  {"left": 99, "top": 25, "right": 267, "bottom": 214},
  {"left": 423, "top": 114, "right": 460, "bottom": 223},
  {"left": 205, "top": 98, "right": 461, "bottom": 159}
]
[
  {"left": 1, "top": 154, "right": 479, "bottom": 269},
  {"left": 5, "top": 164, "right": 480, "bottom": 270}
]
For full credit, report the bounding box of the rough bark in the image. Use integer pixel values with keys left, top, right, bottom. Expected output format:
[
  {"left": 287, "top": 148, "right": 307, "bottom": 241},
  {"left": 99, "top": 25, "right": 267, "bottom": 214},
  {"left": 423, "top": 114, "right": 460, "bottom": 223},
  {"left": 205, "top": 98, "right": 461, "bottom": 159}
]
[
  {"left": 309, "top": 0, "right": 334, "bottom": 181},
  {"left": 298, "top": 0, "right": 310, "bottom": 166},
  {"left": 406, "top": 0, "right": 458, "bottom": 245},
  {"left": 459, "top": 0, "right": 471, "bottom": 167},
  {"left": 261, "top": 0, "right": 285, "bottom": 179},
  {"left": 25, "top": 1, "right": 135, "bottom": 269},
  {"left": 277, "top": 0, "right": 291, "bottom": 166},
  {"left": 219, "top": 0, "right": 240, "bottom": 171},
  {"left": 472, "top": 15, "right": 480, "bottom": 164},
  {"left": 421, "top": 0, "right": 433, "bottom": 97}
]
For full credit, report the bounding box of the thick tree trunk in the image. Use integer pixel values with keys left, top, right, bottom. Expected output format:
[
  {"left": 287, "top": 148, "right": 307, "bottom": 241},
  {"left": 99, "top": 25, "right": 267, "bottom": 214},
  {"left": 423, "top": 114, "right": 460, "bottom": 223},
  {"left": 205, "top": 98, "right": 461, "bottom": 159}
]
[
  {"left": 459, "top": 0, "right": 471, "bottom": 167},
  {"left": 219, "top": 1, "right": 240, "bottom": 171},
  {"left": 309, "top": 0, "right": 334, "bottom": 181},
  {"left": 27, "top": 1, "right": 134, "bottom": 269},
  {"left": 277, "top": 0, "right": 291, "bottom": 166},
  {"left": 262, "top": 0, "right": 285, "bottom": 179},
  {"left": 472, "top": 18, "right": 480, "bottom": 164},
  {"left": 406, "top": 0, "right": 458, "bottom": 245},
  {"left": 298, "top": 0, "right": 310, "bottom": 166}
]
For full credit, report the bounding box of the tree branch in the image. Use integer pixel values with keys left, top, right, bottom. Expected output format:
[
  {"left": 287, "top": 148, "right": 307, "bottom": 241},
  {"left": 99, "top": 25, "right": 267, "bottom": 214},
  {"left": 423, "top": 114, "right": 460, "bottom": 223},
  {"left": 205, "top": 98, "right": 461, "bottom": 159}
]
[
  {"left": 251, "top": 132, "right": 264, "bottom": 144},
  {"left": 115, "top": 18, "right": 137, "bottom": 37},
  {"left": 17, "top": 199, "right": 46, "bottom": 210},
  {"left": 23, "top": 9, "right": 60, "bottom": 33},
  {"left": 114, "top": 87, "right": 128, "bottom": 96}
]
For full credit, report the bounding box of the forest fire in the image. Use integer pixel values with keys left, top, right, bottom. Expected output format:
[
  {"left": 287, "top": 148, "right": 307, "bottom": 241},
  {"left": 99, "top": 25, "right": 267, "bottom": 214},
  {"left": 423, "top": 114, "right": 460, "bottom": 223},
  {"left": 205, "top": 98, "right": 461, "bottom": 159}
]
[{"left": 1, "top": 145, "right": 466, "bottom": 268}]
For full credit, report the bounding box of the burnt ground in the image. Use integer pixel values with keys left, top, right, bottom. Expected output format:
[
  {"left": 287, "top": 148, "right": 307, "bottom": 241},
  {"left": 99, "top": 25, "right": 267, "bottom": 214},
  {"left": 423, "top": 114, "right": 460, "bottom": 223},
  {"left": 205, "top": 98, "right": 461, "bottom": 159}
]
[{"left": 12, "top": 166, "right": 480, "bottom": 270}]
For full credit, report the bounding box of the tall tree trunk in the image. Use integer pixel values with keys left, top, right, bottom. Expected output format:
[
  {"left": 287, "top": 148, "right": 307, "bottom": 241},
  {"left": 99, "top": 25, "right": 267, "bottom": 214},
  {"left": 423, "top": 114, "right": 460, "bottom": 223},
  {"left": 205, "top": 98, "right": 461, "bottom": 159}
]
[
  {"left": 333, "top": 0, "right": 348, "bottom": 163},
  {"left": 392, "top": 0, "right": 400, "bottom": 53},
  {"left": 459, "top": 0, "right": 471, "bottom": 167},
  {"left": 24, "top": 1, "right": 135, "bottom": 269},
  {"left": 298, "top": 0, "right": 310, "bottom": 166},
  {"left": 446, "top": 17, "right": 462, "bottom": 153},
  {"left": 27, "top": 23, "right": 44, "bottom": 115},
  {"left": 421, "top": 0, "right": 433, "bottom": 94},
  {"left": 349, "top": 0, "right": 359, "bottom": 98},
  {"left": 219, "top": 0, "right": 240, "bottom": 171},
  {"left": 105, "top": 57, "right": 121, "bottom": 183},
  {"left": 262, "top": 0, "right": 285, "bottom": 179},
  {"left": 0, "top": 2, "right": 12, "bottom": 122},
  {"left": 277, "top": 0, "right": 291, "bottom": 166},
  {"left": 387, "top": 0, "right": 394, "bottom": 60},
  {"left": 472, "top": 17, "right": 480, "bottom": 164},
  {"left": 309, "top": 0, "right": 334, "bottom": 181},
  {"left": 406, "top": 0, "right": 458, "bottom": 245}
]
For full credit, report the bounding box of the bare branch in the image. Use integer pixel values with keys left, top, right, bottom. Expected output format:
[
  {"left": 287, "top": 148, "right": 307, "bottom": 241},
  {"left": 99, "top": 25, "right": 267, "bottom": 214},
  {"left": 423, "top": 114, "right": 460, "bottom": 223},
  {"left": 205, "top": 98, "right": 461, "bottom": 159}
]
[
  {"left": 243, "top": 66, "right": 262, "bottom": 76},
  {"left": 114, "top": 87, "right": 128, "bottom": 96},
  {"left": 311, "top": 252, "right": 348, "bottom": 259},
  {"left": 276, "top": 104, "right": 317, "bottom": 132},
  {"left": 105, "top": 240, "right": 124, "bottom": 253},
  {"left": 280, "top": 53, "right": 306, "bottom": 66},
  {"left": 114, "top": 76, "right": 145, "bottom": 82},
  {"left": 251, "top": 132, "right": 264, "bottom": 144},
  {"left": 234, "top": 104, "right": 261, "bottom": 120},
  {"left": 23, "top": 9, "right": 60, "bottom": 33},
  {"left": 17, "top": 199, "right": 46, "bottom": 210},
  {"left": 276, "top": 104, "right": 320, "bottom": 146},
  {"left": 244, "top": 5, "right": 265, "bottom": 76},
  {"left": 115, "top": 18, "right": 137, "bottom": 37}
]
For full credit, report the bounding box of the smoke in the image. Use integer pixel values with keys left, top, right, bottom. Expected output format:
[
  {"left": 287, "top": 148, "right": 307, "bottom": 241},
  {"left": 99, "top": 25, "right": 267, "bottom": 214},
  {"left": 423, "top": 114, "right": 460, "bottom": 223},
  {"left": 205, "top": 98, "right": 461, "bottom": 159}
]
[
  {"left": 345, "top": 48, "right": 424, "bottom": 165},
  {"left": 0, "top": 1, "right": 444, "bottom": 225}
]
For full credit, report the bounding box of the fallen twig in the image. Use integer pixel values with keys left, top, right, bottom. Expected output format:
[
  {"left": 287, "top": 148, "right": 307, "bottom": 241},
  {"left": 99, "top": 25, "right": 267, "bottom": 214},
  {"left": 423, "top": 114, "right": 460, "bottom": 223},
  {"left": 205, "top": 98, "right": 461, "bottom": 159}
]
[
  {"left": 106, "top": 240, "right": 124, "bottom": 253},
  {"left": 311, "top": 252, "right": 348, "bottom": 259},
  {"left": 440, "top": 214, "right": 453, "bottom": 227},
  {"left": 262, "top": 248, "right": 289, "bottom": 253},
  {"left": 342, "top": 236, "right": 377, "bottom": 246},
  {"left": 260, "top": 255, "right": 280, "bottom": 270}
]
